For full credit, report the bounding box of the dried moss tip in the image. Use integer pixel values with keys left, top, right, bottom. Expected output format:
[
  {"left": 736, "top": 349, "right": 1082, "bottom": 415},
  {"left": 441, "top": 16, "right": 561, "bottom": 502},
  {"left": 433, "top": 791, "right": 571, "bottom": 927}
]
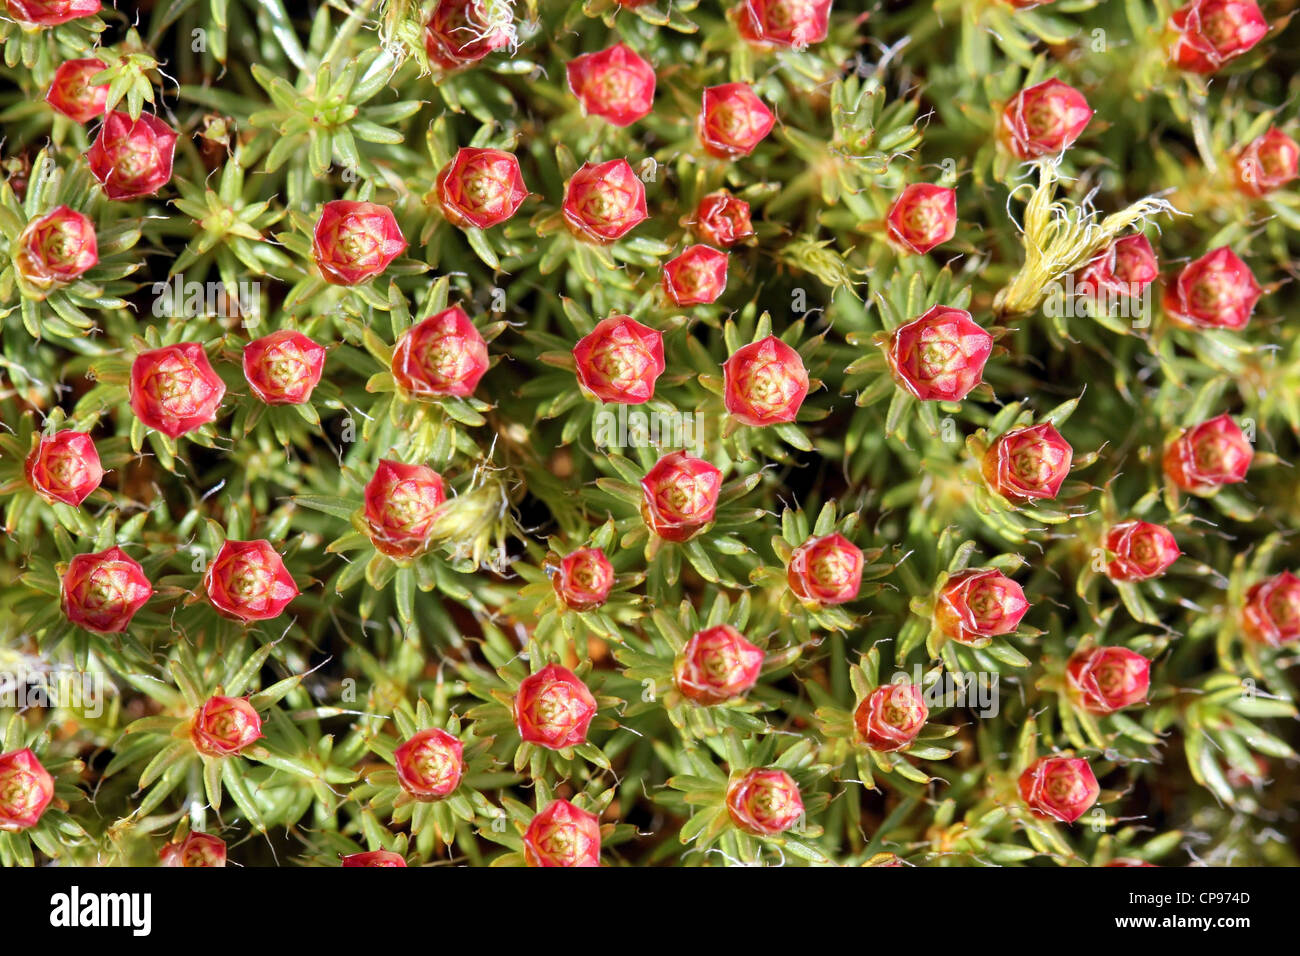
[
  {"left": 994, "top": 160, "right": 1179, "bottom": 320},
  {"left": 427, "top": 467, "right": 517, "bottom": 570}
]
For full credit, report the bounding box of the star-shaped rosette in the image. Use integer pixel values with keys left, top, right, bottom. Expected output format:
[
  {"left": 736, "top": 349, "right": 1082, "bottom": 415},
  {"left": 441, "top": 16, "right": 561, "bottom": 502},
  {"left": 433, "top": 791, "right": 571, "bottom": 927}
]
[
  {"left": 1188, "top": 531, "right": 1300, "bottom": 686},
  {"left": 419, "top": 118, "right": 533, "bottom": 271},
  {"left": 843, "top": 266, "right": 1005, "bottom": 446},
  {"left": 896, "top": 529, "right": 1043, "bottom": 674},
  {"left": 13, "top": 515, "right": 169, "bottom": 668},
  {"left": 1157, "top": 670, "right": 1298, "bottom": 808},
  {"left": 73, "top": 327, "right": 234, "bottom": 473},
  {"left": 0, "top": 408, "right": 126, "bottom": 537},
  {"left": 774, "top": 73, "right": 925, "bottom": 218},
  {"left": 0, "top": 716, "right": 88, "bottom": 867},
  {"left": 105, "top": 639, "right": 334, "bottom": 834},
  {"left": 614, "top": 592, "right": 813, "bottom": 739},
  {"left": 947, "top": 1, "right": 1105, "bottom": 104},
  {"left": 1033, "top": 612, "right": 1167, "bottom": 756},
  {"left": 587, "top": 448, "right": 767, "bottom": 592},
  {"left": 3, "top": 150, "right": 143, "bottom": 344},
  {"left": 961, "top": 397, "right": 1099, "bottom": 543},
  {"left": 463, "top": 640, "right": 623, "bottom": 781},
  {"left": 697, "top": 312, "right": 829, "bottom": 461},
  {"left": 295, "top": 452, "right": 522, "bottom": 640},
  {"left": 662, "top": 729, "right": 831, "bottom": 865},
  {"left": 163, "top": 521, "right": 304, "bottom": 640},
  {"left": 478, "top": 781, "right": 635, "bottom": 867},
  {"left": 355, "top": 698, "right": 501, "bottom": 848},
  {"left": 276, "top": 196, "right": 426, "bottom": 318},
  {"left": 1062, "top": 485, "right": 1211, "bottom": 628},
  {"left": 1001, "top": 717, "right": 1121, "bottom": 858},
  {"left": 504, "top": 521, "right": 647, "bottom": 654},
  {"left": 354, "top": 280, "right": 506, "bottom": 466},
  {"left": 525, "top": 146, "right": 672, "bottom": 287},
  {"left": 166, "top": 156, "right": 292, "bottom": 292},
  {"left": 223, "top": 325, "right": 343, "bottom": 447},
  {"left": 810, "top": 646, "right": 959, "bottom": 789},
  {"left": 515, "top": 296, "right": 691, "bottom": 449},
  {"left": 748, "top": 500, "right": 902, "bottom": 638}
]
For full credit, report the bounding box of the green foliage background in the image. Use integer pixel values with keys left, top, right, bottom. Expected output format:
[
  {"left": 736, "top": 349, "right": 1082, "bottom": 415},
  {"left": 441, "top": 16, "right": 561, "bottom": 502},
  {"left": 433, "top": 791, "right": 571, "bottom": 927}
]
[{"left": 1, "top": 0, "right": 1298, "bottom": 865}]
